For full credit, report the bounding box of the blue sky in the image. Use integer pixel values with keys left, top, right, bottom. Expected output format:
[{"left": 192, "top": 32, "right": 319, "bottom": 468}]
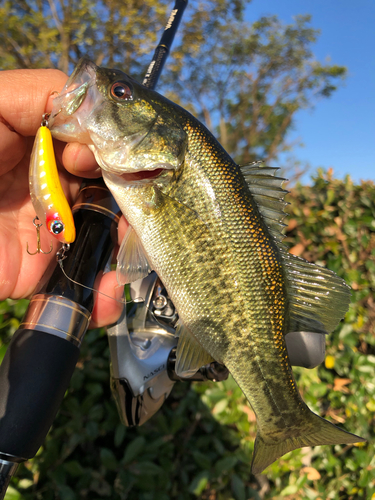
[{"left": 245, "top": 0, "right": 374, "bottom": 183}]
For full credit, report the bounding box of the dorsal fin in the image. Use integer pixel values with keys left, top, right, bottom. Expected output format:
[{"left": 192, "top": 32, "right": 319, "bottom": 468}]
[
  {"left": 241, "top": 162, "right": 351, "bottom": 335},
  {"left": 240, "top": 161, "right": 289, "bottom": 242},
  {"left": 280, "top": 247, "right": 351, "bottom": 334}
]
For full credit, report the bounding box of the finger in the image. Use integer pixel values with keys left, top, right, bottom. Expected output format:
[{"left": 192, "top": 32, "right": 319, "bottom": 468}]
[
  {"left": 0, "top": 69, "right": 68, "bottom": 136},
  {"left": 89, "top": 271, "right": 124, "bottom": 329},
  {"left": 118, "top": 215, "right": 129, "bottom": 244},
  {"left": 0, "top": 121, "right": 26, "bottom": 175},
  {"left": 62, "top": 142, "right": 102, "bottom": 178}
]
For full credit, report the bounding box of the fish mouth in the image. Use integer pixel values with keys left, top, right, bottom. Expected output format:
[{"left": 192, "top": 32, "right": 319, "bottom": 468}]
[
  {"left": 65, "top": 57, "right": 97, "bottom": 89},
  {"left": 49, "top": 58, "right": 102, "bottom": 143},
  {"left": 54, "top": 57, "right": 98, "bottom": 112},
  {"left": 120, "top": 168, "right": 164, "bottom": 182}
]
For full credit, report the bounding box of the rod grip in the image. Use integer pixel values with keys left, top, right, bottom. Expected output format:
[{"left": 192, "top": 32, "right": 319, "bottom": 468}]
[{"left": 0, "top": 329, "right": 80, "bottom": 460}]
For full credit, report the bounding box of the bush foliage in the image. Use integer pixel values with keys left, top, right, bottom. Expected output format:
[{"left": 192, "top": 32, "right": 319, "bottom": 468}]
[{"left": 1, "top": 170, "right": 374, "bottom": 500}]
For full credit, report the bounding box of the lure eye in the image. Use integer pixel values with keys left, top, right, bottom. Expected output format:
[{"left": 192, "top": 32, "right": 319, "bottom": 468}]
[
  {"left": 50, "top": 220, "right": 64, "bottom": 235},
  {"left": 110, "top": 82, "right": 132, "bottom": 100}
]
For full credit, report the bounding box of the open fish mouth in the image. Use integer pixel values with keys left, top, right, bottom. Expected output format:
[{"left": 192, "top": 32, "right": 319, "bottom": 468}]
[
  {"left": 120, "top": 168, "right": 165, "bottom": 182},
  {"left": 49, "top": 59, "right": 100, "bottom": 144}
]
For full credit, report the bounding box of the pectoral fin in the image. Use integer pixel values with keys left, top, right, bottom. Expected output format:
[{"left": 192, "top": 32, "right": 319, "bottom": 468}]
[
  {"left": 175, "top": 321, "right": 215, "bottom": 377},
  {"left": 116, "top": 225, "right": 152, "bottom": 284}
]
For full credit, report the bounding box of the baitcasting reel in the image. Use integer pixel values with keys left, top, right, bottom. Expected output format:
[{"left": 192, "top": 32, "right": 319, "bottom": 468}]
[{"left": 108, "top": 272, "right": 229, "bottom": 427}]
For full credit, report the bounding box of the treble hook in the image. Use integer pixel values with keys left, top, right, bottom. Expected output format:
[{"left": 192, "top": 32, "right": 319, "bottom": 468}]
[{"left": 26, "top": 217, "right": 53, "bottom": 255}]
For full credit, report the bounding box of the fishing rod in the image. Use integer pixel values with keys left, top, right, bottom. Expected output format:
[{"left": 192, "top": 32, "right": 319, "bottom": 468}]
[
  {"left": 0, "top": 1, "right": 190, "bottom": 496},
  {"left": 0, "top": 181, "right": 120, "bottom": 498},
  {"left": 143, "top": 0, "right": 187, "bottom": 90}
]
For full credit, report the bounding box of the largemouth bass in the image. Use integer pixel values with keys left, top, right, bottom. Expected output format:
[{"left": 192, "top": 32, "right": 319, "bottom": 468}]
[{"left": 50, "top": 58, "right": 364, "bottom": 474}]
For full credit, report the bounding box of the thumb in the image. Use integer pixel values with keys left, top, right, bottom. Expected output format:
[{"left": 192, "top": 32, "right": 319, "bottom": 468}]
[{"left": 0, "top": 68, "right": 68, "bottom": 136}]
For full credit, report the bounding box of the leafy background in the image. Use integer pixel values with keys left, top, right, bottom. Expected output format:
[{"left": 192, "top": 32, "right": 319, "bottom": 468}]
[
  {"left": 1, "top": 170, "right": 374, "bottom": 500},
  {"left": 0, "top": 0, "right": 374, "bottom": 498}
]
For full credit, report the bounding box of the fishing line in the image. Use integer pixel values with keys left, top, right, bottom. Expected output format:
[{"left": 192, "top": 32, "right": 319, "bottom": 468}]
[
  {"left": 56, "top": 250, "right": 144, "bottom": 306},
  {"left": 57, "top": 249, "right": 178, "bottom": 331}
]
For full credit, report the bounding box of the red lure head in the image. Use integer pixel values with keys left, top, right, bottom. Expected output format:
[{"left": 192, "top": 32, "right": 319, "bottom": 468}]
[{"left": 46, "top": 213, "right": 68, "bottom": 243}]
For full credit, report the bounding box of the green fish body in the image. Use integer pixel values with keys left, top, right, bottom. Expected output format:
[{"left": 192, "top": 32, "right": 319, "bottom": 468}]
[{"left": 50, "top": 58, "right": 364, "bottom": 473}]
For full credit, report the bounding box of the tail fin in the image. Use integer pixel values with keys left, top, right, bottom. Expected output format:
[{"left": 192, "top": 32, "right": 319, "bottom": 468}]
[{"left": 251, "top": 411, "right": 365, "bottom": 475}]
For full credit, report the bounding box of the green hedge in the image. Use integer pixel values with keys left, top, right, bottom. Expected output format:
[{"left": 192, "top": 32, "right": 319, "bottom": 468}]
[{"left": 1, "top": 170, "right": 374, "bottom": 500}]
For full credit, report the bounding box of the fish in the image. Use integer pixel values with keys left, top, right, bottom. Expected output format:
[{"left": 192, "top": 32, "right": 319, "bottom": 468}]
[
  {"left": 49, "top": 58, "right": 365, "bottom": 474},
  {"left": 29, "top": 125, "right": 75, "bottom": 244}
]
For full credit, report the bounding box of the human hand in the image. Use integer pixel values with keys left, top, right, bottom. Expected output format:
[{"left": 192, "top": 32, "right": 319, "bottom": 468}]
[{"left": 0, "top": 68, "right": 125, "bottom": 328}]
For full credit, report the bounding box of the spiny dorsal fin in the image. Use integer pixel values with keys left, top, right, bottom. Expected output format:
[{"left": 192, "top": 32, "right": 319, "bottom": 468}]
[
  {"left": 175, "top": 320, "right": 215, "bottom": 377},
  {"left": 280, "top": 247, "right": 351, "bottom": 334},
  {"left": 240, "top": 161, "right": 289, "bottom": 242},
  {"left": 116, "top": 225, "right": 152, "bottom": 284}
]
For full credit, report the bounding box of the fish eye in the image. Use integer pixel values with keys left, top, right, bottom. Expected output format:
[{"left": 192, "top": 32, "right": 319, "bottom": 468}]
[
  {"left": 110, "top": 82, "right": 132, "bottom": 100},
  {"left": 50, "top": 220, "right": 64, "bottom": 235}
]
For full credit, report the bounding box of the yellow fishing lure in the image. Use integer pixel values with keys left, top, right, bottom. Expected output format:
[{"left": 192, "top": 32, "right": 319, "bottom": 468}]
[{"left": 29, "top": 125, "right": 75, "bottom": 244}]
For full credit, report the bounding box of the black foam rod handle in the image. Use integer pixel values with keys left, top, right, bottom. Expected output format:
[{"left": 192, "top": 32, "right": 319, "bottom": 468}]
[{"left": 0, "top": 329, "right": 79, "bottom": 460}]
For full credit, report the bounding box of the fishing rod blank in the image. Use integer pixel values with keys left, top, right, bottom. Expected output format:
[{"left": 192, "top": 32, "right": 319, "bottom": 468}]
[{"left": 143, "top": 0, "right": 188, "bottom": 90}]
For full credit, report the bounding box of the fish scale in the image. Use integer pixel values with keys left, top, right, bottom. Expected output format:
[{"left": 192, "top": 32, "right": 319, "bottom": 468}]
[{"left": 49, "top": 58, "right": 364, "bottom": 474}]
